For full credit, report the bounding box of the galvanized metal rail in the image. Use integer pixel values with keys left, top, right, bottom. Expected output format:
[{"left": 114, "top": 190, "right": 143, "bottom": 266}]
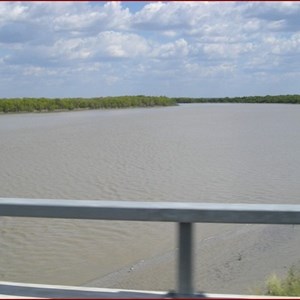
[{"left": 1, "top": 198, "right": 300, "bottom": 297}]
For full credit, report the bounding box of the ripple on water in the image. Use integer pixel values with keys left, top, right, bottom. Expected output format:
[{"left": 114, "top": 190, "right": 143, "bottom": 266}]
[{"left": 1, "top": 105, "right": 300, "bottom": 289}]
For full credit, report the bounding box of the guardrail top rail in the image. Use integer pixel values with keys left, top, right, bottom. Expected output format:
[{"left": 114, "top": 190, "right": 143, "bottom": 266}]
[
  {"left": 1, "top": 198, "right": 300, "bottom": 224},
  {"left": 1, "top": 198, "right": 300, "bottom": 298}
]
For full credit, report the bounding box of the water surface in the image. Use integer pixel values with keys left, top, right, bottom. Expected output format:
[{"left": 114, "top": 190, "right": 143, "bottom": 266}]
[{"left": 1, "top": 104, "right": 300, "bottom": 293}]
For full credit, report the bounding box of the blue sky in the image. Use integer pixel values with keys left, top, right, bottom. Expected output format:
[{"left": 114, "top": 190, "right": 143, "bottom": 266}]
[{"left": 1, "top": 1, "right": 300, "bottom": 98}]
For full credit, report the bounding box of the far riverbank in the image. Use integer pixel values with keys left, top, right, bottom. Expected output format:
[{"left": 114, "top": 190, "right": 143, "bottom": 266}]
[{"left": 1, "top": 94, "right": 300, "bottom": 114}]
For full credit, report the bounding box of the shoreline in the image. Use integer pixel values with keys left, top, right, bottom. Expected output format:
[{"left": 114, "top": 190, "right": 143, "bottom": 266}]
[
  {"left": 0, "top": 101, "right": 299, "bottom": 116},
  {"left": 1, "top": 94, "right": 300, "bottom": 114},
  {"left": 0, "top": 105, "right": 175, "bottom": 116}
]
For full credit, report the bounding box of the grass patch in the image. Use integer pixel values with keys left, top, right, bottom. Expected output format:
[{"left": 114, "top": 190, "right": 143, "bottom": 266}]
[{"left": 265, "top": 266, "right": 300, "bottom": 296}]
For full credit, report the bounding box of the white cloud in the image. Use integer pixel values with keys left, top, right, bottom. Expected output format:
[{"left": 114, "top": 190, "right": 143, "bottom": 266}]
[
  {"left": 265, "top": 33, "right": 300, "bottom": 55},
  {"left": 0, "top": 2, "right": 28, "bottom": 23},
  {"left": 53, "top": 2, "right": 131, "bottom": 32},
  {"left": 202, "top": 42, "right": 255, "bottom": 59},
  {"left": 152, "top": 38, "right": 189, "bottom": 58},
  {"left": 0, "top": 1, "right": 300, "bottom": 97},
  {"left": 50, "top": 31, "right": 150, "bottom": 60}
]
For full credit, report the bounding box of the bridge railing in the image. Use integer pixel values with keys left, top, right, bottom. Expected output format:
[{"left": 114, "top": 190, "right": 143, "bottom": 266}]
[{"left": 1, "top": 198, "right": 300, "bottom": 297}]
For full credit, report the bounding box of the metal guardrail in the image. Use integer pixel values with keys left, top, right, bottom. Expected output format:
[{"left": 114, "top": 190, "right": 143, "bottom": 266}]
[{"left": 1, "top": 198, "right": 300, "bottom": 297}]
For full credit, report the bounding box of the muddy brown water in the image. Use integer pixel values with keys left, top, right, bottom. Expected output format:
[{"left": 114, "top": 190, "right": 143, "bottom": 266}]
[{"left": 1, "top": 104, "right": 300, "bottom": 294}]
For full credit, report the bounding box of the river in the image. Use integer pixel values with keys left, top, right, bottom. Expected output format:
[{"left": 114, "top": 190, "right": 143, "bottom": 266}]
[{"left": 1, "top": 103, "right": 300, "bottom": 294}]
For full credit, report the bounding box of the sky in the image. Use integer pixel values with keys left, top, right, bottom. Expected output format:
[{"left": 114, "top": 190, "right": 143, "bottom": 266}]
[{"left": 1, "top": 1, "right": 300, "bottom": 98}]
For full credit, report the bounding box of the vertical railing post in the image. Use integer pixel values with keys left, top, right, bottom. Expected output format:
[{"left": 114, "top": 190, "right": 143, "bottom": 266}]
[{"left": 178, "top": 222, "right": 194, "bottom": 297}]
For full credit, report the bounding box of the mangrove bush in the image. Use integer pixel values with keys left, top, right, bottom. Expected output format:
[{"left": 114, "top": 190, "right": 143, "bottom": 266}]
[{"left": 0, "top": 96, "right": 177, "bottom": 113}]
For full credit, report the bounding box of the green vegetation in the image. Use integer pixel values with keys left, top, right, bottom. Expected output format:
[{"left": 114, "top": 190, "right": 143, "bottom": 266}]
[
  {"left": 265, "top": 266, "right": 300, "bottom": 296},
  {"left": 0, "top": 96, "right": 176, "bottom": 113},
  {"left": 174, "top": 94, "right": 300, "bottom": 104},
  {"left": 1, "top": 94, "right": 300, "bottom": 114}
]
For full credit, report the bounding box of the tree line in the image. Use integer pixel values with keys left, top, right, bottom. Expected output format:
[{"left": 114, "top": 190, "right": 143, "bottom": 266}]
[
  {"left": 0, "top": 96, "right": 176, "bottom": 113},
  {"left": 174, "top": 94, "right": 300, "bottom": 104},
  {"left": 1, "top": 94, "right": 300, "bottom": 113}
]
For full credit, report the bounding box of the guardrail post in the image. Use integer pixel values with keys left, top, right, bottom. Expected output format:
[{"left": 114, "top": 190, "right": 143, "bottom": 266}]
[{"left": 178, "top": 222, "right": 194, "bottom": 296}]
